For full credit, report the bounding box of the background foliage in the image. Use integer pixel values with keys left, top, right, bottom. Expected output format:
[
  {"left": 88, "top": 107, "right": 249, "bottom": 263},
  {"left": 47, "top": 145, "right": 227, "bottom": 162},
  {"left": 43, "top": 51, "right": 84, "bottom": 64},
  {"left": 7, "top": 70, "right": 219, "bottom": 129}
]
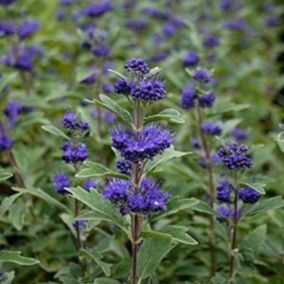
[{"left": 0, "top": 0, "right": 284, "bottom": 283}]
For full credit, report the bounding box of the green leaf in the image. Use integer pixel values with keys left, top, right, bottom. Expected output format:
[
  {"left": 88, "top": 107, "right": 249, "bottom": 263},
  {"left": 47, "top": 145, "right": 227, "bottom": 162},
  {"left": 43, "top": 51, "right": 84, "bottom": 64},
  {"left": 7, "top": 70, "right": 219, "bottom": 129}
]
[
  {"left": 145, "top": 146, "right": 191, "bottom": 174},
  {"left": 245, "top": 196, "right": 284, "bottom": 217},
  {"left": 82, "top": 248, "right": 112, "bottom": 277},
  {"left": 76, "top": 67, "right": 94, "bottom": 83},
  {"left": 0, "top": 73, "right": 17, "bottom": 93},
  {"left": 276, "top": 131, "right": 284, "bottom": 153},
  {"left": 210, "top": 103, "right": 250, "bottom": 116},
  {"left": 138, "top": 231, "right": 172, "bottom": 281},
  {"left": 41, "top": 124, "right": 69, "bottom": 140},
  {"left": 1, "top": 270, "right": 15, "bottom": 284},
  {"left": 108, "top": 69, "right": 127, "bottom": 80},
  {"left": 211, "top": 274, "right": 227, "bottom": 284},
  {"left": 145, "top": 108, "right": 185, "bottom": 124},
  {"left": 89, "top": 95, "right": 132, "bottom": 125},
  {"left": 191, "top": 200, "right": 215, "bottom": 215},
  {"left": 0, "top": 170, "right": 13, "bottom": 182},
  {"left": 160, "top": 226, "right": 198, "bottom": 245},
  {"left": 93, "top": 278, "right": 120, "bottom": 284},
  {"left": 0, "top": 193, "right": 22, "bottom": 216},
  {"left": 76, "top": 161, "right": 128, "bottom": 179},
  {"left": 66, "top": 187, "right": 128, "bottom": 234},
  {"left": 240, "top": 225, "right": 267, "bottom": 254},
  {"left": 12, "top": 187, "right": 71, "bottom": 213},
  {"left": 239, "top": 182, "right": 266, "bottom": 194},
  {"left": 153, "top": 197, "right": 199, "bottom": 220},
  {"left": 0, "top": 251, "right": 39, "bottom": 266}
]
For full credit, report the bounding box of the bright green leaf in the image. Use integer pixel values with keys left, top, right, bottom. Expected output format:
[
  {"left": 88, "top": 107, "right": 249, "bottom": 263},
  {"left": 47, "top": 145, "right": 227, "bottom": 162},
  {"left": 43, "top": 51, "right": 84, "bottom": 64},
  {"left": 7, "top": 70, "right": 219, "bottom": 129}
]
[
  {"left": 138, "top": 231, "right": 172, "bottom": 281},
  {"left": 0, "top": 251, "right": 39, "bottom": 266},
  {"left": 41, "top": 124, "right": 69, "bottom": 140},
  {"left": 0, "top": 193, "right": 22, "bottom": 216},
  {"left": 160, "top": 225, "right": 198, "bottom": 245}
]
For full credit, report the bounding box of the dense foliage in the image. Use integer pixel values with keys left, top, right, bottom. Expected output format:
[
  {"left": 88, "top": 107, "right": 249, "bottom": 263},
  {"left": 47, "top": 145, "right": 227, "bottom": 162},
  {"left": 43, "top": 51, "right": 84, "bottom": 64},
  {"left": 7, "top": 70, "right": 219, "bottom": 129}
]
[{"left": 0, "top": 1, "right": 284, "bottom": 283}]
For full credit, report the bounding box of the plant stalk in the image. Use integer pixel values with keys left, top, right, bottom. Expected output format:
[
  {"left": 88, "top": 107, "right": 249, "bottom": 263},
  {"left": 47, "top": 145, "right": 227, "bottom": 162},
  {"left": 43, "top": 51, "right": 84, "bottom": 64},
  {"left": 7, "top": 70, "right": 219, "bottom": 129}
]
[{"left": 130, "top": 101, "right": 143, "bottom": 284}]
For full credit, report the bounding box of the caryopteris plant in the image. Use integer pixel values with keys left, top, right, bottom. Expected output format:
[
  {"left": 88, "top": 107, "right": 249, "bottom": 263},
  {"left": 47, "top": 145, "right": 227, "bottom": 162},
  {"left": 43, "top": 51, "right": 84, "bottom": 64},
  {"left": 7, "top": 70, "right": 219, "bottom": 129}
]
[{"left": 66, "top": 58, "right": 198, "bottom": 283}]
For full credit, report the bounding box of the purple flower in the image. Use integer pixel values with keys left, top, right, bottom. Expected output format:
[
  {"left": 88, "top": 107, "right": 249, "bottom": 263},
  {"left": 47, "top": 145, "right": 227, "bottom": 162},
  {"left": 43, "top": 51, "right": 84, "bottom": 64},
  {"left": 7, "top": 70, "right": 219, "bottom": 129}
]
[
  {"left": 3, "top": 46, "right": 43, "bottom": 72},
  {"left": 0, "top": 0, "right": 14, "bottom": 5},
  {"left": 114, "top": 78, "right": 132, "bottom": 95},
  {"left": 203, "top": 34, "right": 220, "bottom": 48},
  {"left": 220, "top": 0, "right": 232, "bottom": 11},
  {"left": 0, "top": 22, "right": 16, "bottom": 37},
  {"left": 103, "top": 179, "right": 130, "bottom": 202},
  {"left": 124, "top": 58, "right": 150, "bottom": 75},
  {"left": 80, "top": 73, "right": 96, "bottom": 85},
  {"left": 73, "top": 220, "right": 87, "bottom": 230},
  {"left": 83, "top": 1, "right": 112, "bottom": 17},
  {"left": 62, "top": 112, "right": 89, "bottom": 132},
  {"left": 180, "top": 85, "right": 197, "bottom": 109},
  {"left": 60, "top": 0, "right": 73, "bottom": 6},
  {"left": 53, "top": 173, "right": 71, "bottom": 194},
  {"left": 111, "top": 125, "right": 172, "bottom": 162},
  {"left": 92, "top": 45, "right": 111, "bottom": 58},
  {"left": 92, "top": 109, "right": 116, "bottom": 124},
  {"left": 0, "top": 135, "right": 14, "bottom": 151},
  {"left": 116, "top": 160, "right": 132, "bottom": 175},
  {"left": 217, "top": 204, "right": 231, "bottom": 219},
  {"left": 61, "top": 142, "right": 89, "bottom": 163},
  {"left": 83, "top": 179, "right": 97, "bottom": 191},
  {"left": 103, "top": 178, "right": 169, "bottom": 215},
  {"left": 198, "top": 91, "right": 215, "bottom": 108},
  {"left": 216, "top": 179, "right": 233, "bottom": 203},
  {"left": 125, "top": 19, "right": 148, "bottom": 31},
  {"left": 18, "top": 21, "right": 40, "bottom": 40},
  {"left": 192, "top": 68, "right": 212, "bottom": 84},
  {"left": 143, "top": 7, "right": 169, "bottom": 20},
  {"left": 201, "top": 122, "right": 222, "bottom": 136},
  {"left": 217, "top": 142, "right": 252, "bottom": 171},
  {"left": 102, "top": 82, "right": 113, "bottom": 94},
  {"left": 184, "top": 51, "right": 199, "bottom": 67},
  {"left": 56, "top": 9, "right": 66, "bottom": 21},
  {"left": 191, "top": 138, "right": 201, "bottom": 149},
  {"left": 131, "top": 80, "right": 166, "bottom": 101},
  {"left": 62, "top": 112, "right": 77, "bottom": 129},
  {"left": 163, "top": 22, "right": 176, "bottom": 37},
  {"left": 239, "top": 187, "right": 260, "bottom": 204},
  {"left": 231, "top": 127, "right": 248, "bottom": 141},
  {"left": 148, "top": 52, "right": 168, "bottom": 63},
  {"left": 264, "top": 17, "right": 281, "bottom": 27},
  {"left": 4, "top": 100, "right": 24, "bottom": 128},
  {"left": 223, "top": 19, "right": 249, "bottom": 32}
]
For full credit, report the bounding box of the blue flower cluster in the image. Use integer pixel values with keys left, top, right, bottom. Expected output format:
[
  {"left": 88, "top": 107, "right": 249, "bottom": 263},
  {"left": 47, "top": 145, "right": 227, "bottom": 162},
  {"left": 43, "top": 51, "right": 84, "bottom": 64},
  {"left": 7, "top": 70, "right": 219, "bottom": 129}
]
[
  {"left": 184, "top": 51, "right": 199, "bottom": 67},
  {"left": 62, "top": 112, "right": 89, "bottom": 132},
  {"left": 239, "top": 186, "right": 261, "bottom": 204},
  {"left": 201, "top": 122, "right": 222, "bottom": 136},
  {"left": 216, "top": 179, "right": 233, "bottom": 203},
  {"left": 53, "top": 173, "right": 71, "bottom": 195},
  {"left": 217, "top": 141, "right": 252, "bottom": 171},
  {"left": 111, "top": 125, "right": 172, "bottom": 162},
  {"left": 0, "top": 100, "right": 30, "bottom": 152},
  {"left": 3, "top": 46, "right": 44, "bottom": 72},
  {"left": 124, "top": 58, "right": 150, "bottom": 75},
  {"left": 103, "top": 178, "right": 170, "bottom": 215},
  {"left": 114, "top": 58, "right": 167, "bottom": 102},
  {"left": 61, "top": 142, "right": 89, "bottom": 163}
]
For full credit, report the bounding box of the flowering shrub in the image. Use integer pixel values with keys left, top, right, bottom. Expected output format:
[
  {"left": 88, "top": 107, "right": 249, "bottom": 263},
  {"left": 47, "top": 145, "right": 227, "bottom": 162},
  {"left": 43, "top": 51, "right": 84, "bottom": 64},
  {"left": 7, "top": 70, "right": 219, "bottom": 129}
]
[{"left": 0, "top": 1, "right": 284, "bottom": 284}]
